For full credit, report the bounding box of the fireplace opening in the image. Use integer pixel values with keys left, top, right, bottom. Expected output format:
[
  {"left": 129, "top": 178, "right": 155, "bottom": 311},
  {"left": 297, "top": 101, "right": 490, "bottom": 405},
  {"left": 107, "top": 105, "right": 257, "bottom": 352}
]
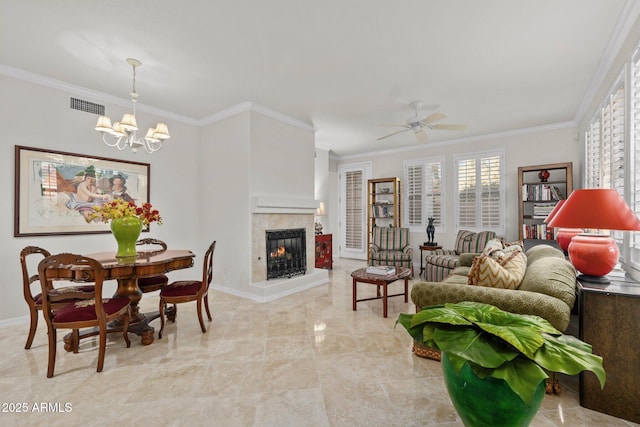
[{"left": 266, "top": 228, "right": 306, "bottom": 279}]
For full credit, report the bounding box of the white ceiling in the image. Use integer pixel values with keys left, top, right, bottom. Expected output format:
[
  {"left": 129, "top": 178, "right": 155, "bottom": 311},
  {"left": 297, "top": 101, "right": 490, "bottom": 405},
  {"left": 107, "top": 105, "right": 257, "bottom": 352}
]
[{"left": 0, "top": 0, "right": 634, "bottom": 157}]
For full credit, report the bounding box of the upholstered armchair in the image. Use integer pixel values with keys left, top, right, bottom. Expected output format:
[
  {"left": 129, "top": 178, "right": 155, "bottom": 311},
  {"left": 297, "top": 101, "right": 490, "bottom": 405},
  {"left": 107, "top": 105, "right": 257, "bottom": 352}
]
[
  {"left": 369, "top": 227, "right": 413, "bottom": 276},
  {"left": 423, "top": 230, "right": 496, "bottom": 281}
]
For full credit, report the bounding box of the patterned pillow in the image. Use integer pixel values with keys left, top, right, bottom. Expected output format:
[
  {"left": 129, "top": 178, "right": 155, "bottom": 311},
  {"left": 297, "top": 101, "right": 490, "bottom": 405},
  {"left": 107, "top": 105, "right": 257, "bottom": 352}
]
[{"left": 468, "top": 248, "right": 527, "bottom": 289}]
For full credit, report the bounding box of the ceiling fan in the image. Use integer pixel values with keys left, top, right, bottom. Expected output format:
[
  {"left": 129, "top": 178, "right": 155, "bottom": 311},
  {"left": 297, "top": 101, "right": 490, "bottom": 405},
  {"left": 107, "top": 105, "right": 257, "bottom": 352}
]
[{"left": 377, "top": 101, "right": 467, "bottom": 143}]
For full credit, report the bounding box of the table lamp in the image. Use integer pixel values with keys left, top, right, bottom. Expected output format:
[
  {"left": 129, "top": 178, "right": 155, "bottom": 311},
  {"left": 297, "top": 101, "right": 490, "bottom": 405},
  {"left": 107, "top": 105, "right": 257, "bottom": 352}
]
[
  {"left": 547, "top": 188, "right": 640, "bottom": 283},
  {"left": 543, "top": 200, "right": 583, "bottom": 252},
  {"left": 315, "top": 201, "right": 326, "bottom": 235}
]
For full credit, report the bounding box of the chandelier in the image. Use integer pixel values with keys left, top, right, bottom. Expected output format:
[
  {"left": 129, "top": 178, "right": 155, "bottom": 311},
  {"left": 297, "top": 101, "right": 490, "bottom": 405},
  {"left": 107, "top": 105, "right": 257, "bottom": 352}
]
[{"left": 95, "top": 58, "right": 170, "bottom": 154}]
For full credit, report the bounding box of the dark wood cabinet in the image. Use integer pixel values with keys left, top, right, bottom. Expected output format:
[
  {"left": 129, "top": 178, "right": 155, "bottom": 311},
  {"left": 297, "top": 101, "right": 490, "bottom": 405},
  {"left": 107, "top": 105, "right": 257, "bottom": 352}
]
[
  {"left": 578, "top": 277, "right": 640, "bottom": 424},
  {"left": 315, "top": 234, "right": 333, "bottom": 269}
]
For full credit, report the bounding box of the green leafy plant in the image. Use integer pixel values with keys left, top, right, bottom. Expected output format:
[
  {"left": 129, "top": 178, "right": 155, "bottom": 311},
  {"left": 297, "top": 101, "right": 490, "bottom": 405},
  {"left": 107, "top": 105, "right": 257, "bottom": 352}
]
[{"left": 397, "top": 301, "right": 605, "bottom": 405}]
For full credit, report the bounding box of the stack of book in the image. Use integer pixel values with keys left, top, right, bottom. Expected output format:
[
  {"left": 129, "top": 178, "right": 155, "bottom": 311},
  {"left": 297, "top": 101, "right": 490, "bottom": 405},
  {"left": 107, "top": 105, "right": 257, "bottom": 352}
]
[{"left": 366, "top": 265, "right": 396, "bottom": 276}]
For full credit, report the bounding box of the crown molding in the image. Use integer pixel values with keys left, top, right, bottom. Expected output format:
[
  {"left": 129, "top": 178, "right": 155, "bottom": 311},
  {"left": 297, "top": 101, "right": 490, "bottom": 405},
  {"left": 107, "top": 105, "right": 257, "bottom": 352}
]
[
  {"left": 199, "top": 102, "right": 316, "bottom": 133},
  {"left": 574, "top": 0, "right": 640, "bottom": 124},
  {"left": 0, "top": 64, "right": 200, "bottom": 126},
  {"left": 332, "top": 121, "right": 576, "bottom": 161}
]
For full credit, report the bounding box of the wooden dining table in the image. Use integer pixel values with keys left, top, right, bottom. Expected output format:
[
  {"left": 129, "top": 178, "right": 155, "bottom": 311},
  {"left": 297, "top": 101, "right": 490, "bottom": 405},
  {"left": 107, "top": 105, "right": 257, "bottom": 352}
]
[{"left": 63, "top": 249, "right": 195, "bottom": 350}]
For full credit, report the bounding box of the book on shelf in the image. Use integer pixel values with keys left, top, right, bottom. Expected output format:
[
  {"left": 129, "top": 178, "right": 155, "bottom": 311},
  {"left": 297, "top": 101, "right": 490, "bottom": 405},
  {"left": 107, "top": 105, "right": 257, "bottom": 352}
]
[
  {"left": 522, "top": 184, "right": 564, "bottom": 201},
  {"left": 365, "top": 265, "right": 396, "bottom": 275}
]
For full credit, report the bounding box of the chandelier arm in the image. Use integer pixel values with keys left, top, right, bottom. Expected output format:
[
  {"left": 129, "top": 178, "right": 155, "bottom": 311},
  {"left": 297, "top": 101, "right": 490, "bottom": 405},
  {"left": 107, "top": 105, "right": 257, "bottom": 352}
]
[{"left": 101, "top": 133, "right": 129, "bottom": 150}]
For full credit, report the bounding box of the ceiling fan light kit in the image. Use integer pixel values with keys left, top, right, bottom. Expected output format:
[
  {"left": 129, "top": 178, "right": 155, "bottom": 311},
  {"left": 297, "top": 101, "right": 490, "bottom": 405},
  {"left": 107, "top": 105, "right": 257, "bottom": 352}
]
[{"left": 377, "top": 101, "right": 466, "bottom": 143}]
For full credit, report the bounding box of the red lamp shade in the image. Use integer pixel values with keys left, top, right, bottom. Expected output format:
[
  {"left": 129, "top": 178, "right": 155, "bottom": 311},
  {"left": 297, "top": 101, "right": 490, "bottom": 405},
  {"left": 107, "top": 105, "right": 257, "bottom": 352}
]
[
  {"left": 544, "top": 200, "right": 583, "bottom": 251},
  {"left": 546, "top": 189, "right": 640, "bottom": 282}
]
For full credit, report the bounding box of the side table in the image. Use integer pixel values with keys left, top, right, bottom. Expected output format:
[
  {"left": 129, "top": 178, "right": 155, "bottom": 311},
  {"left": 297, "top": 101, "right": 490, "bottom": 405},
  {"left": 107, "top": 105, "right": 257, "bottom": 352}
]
[
  {"left": 351, "top": 267, "right": 411, "bottom": 318},
  {"left": 315, "top": 234, "right": 333, "bottom": 269},
  {"left": 419, "top": 245, "right": 442, "bottom": 279},
  {"left": 578, "top": 275, "right": 640, "bottom": 424}
]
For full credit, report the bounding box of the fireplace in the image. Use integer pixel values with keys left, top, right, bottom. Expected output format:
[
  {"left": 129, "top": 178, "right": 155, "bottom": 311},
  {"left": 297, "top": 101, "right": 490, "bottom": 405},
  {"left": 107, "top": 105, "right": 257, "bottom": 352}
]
[{"left": 266, "top": 228, "right": 307, "bottom": 279}]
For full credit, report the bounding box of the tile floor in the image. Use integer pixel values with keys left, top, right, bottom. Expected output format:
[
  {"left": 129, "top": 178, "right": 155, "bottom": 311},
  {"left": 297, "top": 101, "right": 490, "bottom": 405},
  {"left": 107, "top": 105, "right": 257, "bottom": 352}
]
[{"left": 0, "top": 258, "right": 637, "bottom": 427}]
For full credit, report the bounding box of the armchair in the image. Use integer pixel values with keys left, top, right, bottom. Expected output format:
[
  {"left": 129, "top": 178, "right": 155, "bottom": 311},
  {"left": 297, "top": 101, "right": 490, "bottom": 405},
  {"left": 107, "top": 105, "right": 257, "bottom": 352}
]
[
  {"left": 369, "top": 227, "right": 413, "bottom": 276},
  {"left": 423, "top": 230, "right": 496, "bottom": 281}
]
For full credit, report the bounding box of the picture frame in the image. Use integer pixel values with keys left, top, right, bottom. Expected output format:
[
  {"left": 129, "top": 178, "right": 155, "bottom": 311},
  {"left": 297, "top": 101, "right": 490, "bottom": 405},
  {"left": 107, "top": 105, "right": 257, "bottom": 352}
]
[{"left": 14, "top": 145, "right": 151, "bottom": 237}]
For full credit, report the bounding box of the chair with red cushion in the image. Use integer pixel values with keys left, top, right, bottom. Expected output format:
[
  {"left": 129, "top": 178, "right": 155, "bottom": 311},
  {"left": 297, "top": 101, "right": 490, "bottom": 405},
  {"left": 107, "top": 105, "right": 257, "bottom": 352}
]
[
  {"left": 136, "top": 238, "right": 169, "bottom": 293},
  {"left": 38, "top": 253, "right": 131, "bottom": 377},
  {"left": 21, "top": 246, "right": 94, "bottom": 350},
  {"left": 158, "top": 241, "right": 215, "bottom": 338}
]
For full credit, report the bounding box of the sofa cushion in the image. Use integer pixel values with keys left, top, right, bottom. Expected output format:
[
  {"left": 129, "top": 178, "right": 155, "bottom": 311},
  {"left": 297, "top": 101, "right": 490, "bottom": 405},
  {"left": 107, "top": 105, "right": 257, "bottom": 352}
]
[
  {"left": 424, "top": 254, "right": 460, "bottom": 269},
  {"left": 468, "top": 251, "right": 527, "bottom": 289},
  {"left": 519, "top": 256, "right": 577, "bottom": 309},
  {"left": 525, "top": 244, "right": 565, "bottom": 266},
  {"left": 454, "top": 230, "right": 497, "bottom": 254}
]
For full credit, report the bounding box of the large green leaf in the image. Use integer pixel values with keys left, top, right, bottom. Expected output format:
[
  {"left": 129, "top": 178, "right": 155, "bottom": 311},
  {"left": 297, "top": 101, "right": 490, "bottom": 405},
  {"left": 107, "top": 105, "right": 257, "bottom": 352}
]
[
  {"left": 471, "top": 356, "right": 549, "bottom": 406},
  {"left": 409, "top": 305, "right": 473, "bottom": 327},
  {"left": 434, "top": 327, "right": 518, "bottom": 369},
  {"left": 533, "top": 334, "right": 606, "bottom": 388}
]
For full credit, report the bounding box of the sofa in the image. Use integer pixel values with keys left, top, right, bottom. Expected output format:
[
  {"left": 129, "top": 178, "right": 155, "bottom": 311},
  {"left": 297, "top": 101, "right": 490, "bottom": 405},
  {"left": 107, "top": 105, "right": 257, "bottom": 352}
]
[
  {"left": 423, "top": 230, "right": 496, "bottom": 281},
  {"left": 411, "top": 244, "right": 577, "bottom": 359}
]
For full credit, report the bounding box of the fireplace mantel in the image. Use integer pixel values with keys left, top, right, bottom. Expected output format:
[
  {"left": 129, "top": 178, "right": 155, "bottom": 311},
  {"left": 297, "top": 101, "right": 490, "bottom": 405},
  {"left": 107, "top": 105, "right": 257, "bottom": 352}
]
[{"left": 251, "top": 196, "right": 318, "bottom": 214}]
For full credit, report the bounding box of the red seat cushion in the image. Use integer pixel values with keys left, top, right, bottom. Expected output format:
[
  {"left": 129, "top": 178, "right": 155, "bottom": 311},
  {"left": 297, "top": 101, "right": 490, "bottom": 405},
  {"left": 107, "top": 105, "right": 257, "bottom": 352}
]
[
  {"left": 160, "top": 281, "right": 202, "bottom": 298},
  {"left": 53, "top": 297, "right": 130, "bottom": 323}
]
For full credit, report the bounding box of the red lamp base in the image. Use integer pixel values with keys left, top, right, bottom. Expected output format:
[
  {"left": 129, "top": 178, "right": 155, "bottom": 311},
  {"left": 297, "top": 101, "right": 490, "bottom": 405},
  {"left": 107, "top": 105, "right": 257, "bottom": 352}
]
[
  {"left": 567, "top": 234, "right": 618, "bottom": 284},
  {"left": 556, "top": 228, "right": 583, "bottom": 252}
]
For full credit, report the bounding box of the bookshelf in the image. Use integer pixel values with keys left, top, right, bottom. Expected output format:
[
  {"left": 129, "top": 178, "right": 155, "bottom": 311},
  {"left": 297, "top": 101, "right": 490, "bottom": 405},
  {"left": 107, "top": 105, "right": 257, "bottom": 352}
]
[
  {"left": 518, "top": 162, "right": 573, "bottom": 241},
  {"left": 367, "top": 177, "right": 401, "bottom": 261}
]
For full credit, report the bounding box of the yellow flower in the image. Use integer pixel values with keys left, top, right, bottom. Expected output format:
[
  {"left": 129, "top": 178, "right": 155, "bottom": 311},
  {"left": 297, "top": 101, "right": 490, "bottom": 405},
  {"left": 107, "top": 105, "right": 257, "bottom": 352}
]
[{"left": 89, "top": 199, "right": 162, "bottom": 226}]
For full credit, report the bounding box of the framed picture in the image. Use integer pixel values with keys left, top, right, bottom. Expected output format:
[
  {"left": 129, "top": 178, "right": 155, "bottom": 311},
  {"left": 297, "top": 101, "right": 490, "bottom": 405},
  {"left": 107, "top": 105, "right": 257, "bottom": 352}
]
[{"left": 14, "top": 146, "right": 151, "bottom": 236}]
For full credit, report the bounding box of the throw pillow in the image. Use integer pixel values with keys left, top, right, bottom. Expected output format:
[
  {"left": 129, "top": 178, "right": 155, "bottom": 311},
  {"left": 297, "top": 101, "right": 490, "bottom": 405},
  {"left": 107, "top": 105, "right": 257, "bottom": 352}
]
[{"left": 468, "top": 250, "right": 527, "bottom": 289}]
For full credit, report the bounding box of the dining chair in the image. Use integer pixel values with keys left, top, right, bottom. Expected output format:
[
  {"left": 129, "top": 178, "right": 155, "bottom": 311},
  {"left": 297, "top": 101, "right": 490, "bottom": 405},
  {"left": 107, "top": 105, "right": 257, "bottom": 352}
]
[
  {"left": 20, "top": 246, "right": 94, "bottom": 350},
  {"left": 38, "top": 253, "right": 131, "bottom": 378},
  {"left": 135, "top": 238, "right": 169, "bottom": 293},
  {"left": 158, "top": 241, "right": 215, "bottom": 338}
]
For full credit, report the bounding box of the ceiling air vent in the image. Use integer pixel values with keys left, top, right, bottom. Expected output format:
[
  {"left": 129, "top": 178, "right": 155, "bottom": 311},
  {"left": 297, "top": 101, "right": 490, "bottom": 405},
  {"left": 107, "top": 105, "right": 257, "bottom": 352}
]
[{"left": 70, "top": 97, "right": 105, "bottom": 116}]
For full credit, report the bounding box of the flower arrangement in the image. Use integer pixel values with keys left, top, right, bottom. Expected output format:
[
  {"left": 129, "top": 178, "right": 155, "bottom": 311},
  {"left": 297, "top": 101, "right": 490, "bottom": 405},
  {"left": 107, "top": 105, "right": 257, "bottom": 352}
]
[{"left": 89, "top": 198, "right": 163, "bottom": 225}]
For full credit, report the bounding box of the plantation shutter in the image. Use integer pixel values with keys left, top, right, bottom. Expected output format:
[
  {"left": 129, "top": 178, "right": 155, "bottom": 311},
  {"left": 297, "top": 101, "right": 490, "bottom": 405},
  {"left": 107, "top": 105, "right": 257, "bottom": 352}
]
[
  {"left": 404, "top": 158, "right": 444, "bottom": 232},
  {"left": 585, "top": 117, "right": 601, "bottom": 189},
  {"left": 631, "top": 50, "right": 640, "bottom": 265},
  {"left": 455, "top": 151, "right": 504, "bottom": 234},
  {"left": 405, "top": 163, "right": 423, "bottom": 228},
  {"left": 456, "top": 158, "right": 477, "bottom": 229},
  {"left": 344, "top": 169, "right": 363, "bottom": 250},
  {"left": 425, "top": 161, "right": 443, "bottom": 228}
]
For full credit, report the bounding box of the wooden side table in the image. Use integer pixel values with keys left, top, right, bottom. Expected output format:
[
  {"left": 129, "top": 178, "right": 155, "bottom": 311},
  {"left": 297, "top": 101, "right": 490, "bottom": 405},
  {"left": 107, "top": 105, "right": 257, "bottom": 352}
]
[
  {"left": 351, "top": 267, "right": 411, "bottom": 317},
  {"left": 315, "top": 234, "right": 333, "bottom": 269},
  {"left": 578, "top": 276, "right": 640, "bottom": 424},
  {"left": 419, "top": 245, "right": 442, "bottom": 278}
]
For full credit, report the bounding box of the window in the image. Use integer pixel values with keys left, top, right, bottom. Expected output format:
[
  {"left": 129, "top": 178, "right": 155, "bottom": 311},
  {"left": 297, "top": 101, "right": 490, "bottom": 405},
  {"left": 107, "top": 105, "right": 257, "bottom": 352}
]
[
  {"left": 586, "top": 73, "right": 626, "bottom": 246},
  {"left": 454, "top": 150, "right": 504, "bottom": 235},
  {"left": 404, "top": 157, "right": 444, "bottom": 233}
]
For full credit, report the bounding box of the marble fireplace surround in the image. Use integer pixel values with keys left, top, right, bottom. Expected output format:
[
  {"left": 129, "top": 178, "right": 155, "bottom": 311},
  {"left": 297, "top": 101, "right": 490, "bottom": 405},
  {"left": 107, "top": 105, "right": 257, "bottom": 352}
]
[{"left": 250, "top": 197, "right": 329, "bottom": 300}]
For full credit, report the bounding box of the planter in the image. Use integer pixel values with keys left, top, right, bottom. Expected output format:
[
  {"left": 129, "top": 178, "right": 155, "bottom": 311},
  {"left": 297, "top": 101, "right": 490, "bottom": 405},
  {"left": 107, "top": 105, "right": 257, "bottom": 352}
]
[
  {"left": 110, "top": 216, "right": 143, "bottom": 258},
  {"left": 442, "top": 352, "right": 545, "bottom": 427}
]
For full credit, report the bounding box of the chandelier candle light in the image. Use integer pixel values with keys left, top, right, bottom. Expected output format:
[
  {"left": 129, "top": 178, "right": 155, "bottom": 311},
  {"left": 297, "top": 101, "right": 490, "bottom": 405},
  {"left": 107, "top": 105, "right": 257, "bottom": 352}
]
[
  {"left": 95, "top": 58, "right": 170, "bottom": 154},
  {"left": 547, "top": 188, "right": 640, "bottom": 283}
]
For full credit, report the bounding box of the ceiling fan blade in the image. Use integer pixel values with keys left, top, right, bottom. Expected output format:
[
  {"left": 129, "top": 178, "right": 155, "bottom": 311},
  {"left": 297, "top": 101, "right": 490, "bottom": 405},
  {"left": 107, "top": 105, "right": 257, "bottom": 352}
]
[
  {"left": 432, "top": 124, "right": 467, "bottom": 131},
  {"left": 414, "top": 129, "right": 428, "bottom": 143},
  {"left": 423, "top": 113, "right": 447, "bottom": 124},
  {"left": 377, "top": 123, "right": 408, "bottom": 127},
  {"left": 377, "top": 128, "right": 411, "bottom": 141}
]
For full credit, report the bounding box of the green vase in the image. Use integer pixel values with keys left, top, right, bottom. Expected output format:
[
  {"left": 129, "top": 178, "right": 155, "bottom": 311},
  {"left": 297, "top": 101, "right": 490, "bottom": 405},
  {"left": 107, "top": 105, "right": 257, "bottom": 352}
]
[
  {"left": 110, "top": 216, "right": 143, "bottom": 258},
  {"left": 441, "top": 352, "right": 545, "bottom": 427}
]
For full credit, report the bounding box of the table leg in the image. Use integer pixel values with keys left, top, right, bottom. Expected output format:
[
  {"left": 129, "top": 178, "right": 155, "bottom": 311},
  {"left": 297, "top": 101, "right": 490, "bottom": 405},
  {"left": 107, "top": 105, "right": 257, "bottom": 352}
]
[
  {"left": 420, "top": 248, "right": 425, "bottom": 278},
  {"left": 404, "top": 278, "right": 409, "bottom": 303},
  {"left": 352, "top": 278, "right": 357, "bottom": 311},
  {"left": 382, "top": 283, "right": 388, "bottom": 318}
]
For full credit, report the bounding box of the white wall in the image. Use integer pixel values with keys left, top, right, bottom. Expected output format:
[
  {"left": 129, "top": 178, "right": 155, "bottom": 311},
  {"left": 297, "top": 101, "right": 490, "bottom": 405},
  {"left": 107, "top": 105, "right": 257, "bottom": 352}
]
[
  {"left": 334, "top": 125, "right": 581, "bottom": 261},
  {"left": 0, "top": 75, "right": 201, "bottom": 322}
]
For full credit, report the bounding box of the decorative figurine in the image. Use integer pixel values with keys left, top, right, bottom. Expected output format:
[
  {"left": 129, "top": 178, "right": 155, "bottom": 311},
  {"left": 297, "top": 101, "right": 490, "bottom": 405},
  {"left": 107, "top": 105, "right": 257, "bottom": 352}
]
[
  {"left": 425, "top": 217, "right": 436, "bottom": 246},
  {"left": 538, "top": 169, "right": 550, "bottom": 182}
]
